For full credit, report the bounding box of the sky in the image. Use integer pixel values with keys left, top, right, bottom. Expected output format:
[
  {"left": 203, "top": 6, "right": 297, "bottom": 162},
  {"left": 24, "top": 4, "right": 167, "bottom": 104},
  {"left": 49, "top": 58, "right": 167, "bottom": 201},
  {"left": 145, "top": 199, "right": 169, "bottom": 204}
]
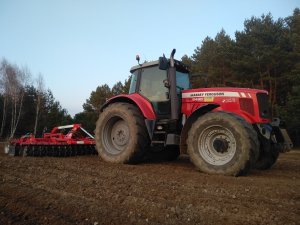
[{"left": 0, "top": 0, "right": 299, "bottom": 116}]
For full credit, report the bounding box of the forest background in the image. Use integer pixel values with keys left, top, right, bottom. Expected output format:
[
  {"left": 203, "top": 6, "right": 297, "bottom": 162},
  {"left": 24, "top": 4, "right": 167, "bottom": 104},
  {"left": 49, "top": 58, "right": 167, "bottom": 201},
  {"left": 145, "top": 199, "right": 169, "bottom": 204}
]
[{"left": 1, "top": 9, "right": 299, "bottom": 146}]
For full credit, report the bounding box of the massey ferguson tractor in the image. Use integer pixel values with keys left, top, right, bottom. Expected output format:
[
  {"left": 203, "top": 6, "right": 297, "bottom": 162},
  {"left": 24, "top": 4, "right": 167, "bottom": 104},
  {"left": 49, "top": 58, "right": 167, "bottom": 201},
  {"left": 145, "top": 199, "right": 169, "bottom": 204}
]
[{"left": 95, "top": 49, "right": 292, "bottom": 176}]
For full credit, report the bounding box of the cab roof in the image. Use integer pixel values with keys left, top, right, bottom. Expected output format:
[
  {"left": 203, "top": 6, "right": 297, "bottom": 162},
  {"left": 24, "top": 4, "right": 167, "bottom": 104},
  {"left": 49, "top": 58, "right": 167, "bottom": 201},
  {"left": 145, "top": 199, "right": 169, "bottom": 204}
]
[{"left": 130, "top": 59, "right": 189, "bottom": 74}]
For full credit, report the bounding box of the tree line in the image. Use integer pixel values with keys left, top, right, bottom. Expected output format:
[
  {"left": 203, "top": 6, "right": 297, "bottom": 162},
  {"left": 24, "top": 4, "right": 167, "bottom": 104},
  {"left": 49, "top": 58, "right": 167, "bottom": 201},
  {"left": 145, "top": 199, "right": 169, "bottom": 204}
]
[
  {"left": 0, "top": 59, "right": 72, "bottom": 140},
  {"left": 0, "top": 58, "right": 130, "bottom": 139},
  {"left": 1, "top": 9, "right": 299, "bottom": 146}
]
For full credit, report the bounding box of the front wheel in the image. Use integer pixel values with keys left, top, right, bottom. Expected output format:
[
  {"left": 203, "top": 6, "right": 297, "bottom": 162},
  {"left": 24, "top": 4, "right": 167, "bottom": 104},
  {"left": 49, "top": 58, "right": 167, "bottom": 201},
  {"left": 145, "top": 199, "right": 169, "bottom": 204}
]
[
  {"left": 187, "top": 111, "right": 259, "bottom": 176},
  {"left": 255, "top": 143, "right": 279, "bottom": 170},
  {"left": 95, "top": 103, "right": 149, "bottom": 164}
]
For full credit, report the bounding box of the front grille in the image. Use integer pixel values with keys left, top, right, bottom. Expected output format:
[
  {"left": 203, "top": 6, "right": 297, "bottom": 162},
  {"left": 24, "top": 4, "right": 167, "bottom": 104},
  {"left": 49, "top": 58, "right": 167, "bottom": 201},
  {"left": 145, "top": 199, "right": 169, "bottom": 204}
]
[
  {"left": 239, "top": 98, "right": 254, "bottom": 116},
  {"left": 256, "top": 93, "right": 269, "bottom": 118}
]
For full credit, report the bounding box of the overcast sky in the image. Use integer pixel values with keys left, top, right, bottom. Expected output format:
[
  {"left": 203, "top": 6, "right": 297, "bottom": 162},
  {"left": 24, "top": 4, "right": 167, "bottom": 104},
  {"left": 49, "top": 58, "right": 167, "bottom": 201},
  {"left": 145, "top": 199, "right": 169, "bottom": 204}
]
[{"left": 0, "top": 0, "right": 298, "bottom": 116}]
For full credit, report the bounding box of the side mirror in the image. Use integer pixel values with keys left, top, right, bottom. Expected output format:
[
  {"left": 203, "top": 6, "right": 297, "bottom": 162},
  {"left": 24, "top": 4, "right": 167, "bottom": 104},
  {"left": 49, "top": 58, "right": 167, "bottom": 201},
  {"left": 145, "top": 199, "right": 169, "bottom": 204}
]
[{"left": 159, "top": 55, "right": 169, "bottom": 70}]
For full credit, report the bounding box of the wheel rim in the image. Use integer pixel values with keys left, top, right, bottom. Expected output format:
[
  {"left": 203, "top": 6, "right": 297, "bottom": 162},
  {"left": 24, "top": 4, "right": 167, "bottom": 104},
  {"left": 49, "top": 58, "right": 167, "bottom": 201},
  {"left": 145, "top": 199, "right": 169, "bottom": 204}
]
[
  {"left": 102, "top": 117, "right": 130, "bottom": 155},
  {"left": 198, "top": 125, "right": 237, "bottom": 166}
]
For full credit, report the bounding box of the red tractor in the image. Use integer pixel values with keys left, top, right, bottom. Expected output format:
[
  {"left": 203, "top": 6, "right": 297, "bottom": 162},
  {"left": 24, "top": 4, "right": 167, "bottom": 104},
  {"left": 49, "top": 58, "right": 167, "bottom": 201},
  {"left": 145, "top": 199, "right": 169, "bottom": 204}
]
[{"left": 95, "top": 49, "right": 292, "bottom": 176}]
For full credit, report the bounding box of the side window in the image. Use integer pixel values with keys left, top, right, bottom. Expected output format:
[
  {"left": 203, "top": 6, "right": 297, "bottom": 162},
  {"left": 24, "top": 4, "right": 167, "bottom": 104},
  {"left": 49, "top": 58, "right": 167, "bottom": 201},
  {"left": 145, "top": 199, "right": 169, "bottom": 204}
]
[
  {"left": 176, "top": 71, "right": 190, "bottom": 93},
  {"left": 129, "top": 71, "right": 138, "bottom": 94},
  {"left": 139, "top": 66, "right": 168, "bottom": 102}
]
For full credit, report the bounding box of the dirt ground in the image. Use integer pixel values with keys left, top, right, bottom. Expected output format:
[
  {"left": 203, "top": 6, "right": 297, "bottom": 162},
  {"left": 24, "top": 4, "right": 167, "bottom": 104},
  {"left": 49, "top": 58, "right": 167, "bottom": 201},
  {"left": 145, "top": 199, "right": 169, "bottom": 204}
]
[{"left": 0, "top": 143, "right": 299, "bottom": 225}]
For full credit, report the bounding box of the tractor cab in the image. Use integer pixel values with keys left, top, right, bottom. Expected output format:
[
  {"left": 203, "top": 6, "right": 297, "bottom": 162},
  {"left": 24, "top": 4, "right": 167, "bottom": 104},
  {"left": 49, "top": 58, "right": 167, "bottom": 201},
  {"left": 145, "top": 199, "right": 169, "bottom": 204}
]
[{"left": 129, "top": 51, "right": 190, "bottom": 119}]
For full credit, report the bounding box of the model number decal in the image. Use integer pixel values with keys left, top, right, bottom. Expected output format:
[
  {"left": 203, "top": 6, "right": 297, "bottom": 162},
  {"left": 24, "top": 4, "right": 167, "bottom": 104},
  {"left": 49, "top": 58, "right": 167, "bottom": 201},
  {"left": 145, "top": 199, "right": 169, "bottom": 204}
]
[
  {"left": 192, "top": 97, "right": 214, "bottom": 102},
  {"left": 204, "top": 97, "right": 214, "bottom": 102}
]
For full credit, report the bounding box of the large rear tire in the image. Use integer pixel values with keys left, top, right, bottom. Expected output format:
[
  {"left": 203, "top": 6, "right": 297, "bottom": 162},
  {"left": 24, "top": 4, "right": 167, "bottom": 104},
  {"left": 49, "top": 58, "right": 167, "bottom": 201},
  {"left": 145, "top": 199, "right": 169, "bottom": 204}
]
[
  {"left": 187, "top": 111, "right": 259, "bottom": 176},
  {"left": 95, "top": 103, "right": 149, "bottom": 164}
]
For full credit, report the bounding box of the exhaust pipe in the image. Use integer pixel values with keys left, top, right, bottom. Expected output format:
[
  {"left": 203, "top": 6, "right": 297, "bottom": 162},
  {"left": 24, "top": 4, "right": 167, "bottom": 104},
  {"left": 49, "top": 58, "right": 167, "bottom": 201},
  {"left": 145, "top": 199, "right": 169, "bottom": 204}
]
[{"left": 168, "top": 49, "right": 179, "bottom": 120}]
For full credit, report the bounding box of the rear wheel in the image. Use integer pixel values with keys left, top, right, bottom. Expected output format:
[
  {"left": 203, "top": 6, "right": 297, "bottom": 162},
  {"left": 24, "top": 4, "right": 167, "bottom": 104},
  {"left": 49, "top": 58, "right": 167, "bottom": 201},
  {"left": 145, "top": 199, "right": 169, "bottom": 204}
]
[
  {"left": 187, "top": 111, "right": 259, "bottom": 176},
  {"left": 95, "top": 103, "right": 149, "bottom": 164}
]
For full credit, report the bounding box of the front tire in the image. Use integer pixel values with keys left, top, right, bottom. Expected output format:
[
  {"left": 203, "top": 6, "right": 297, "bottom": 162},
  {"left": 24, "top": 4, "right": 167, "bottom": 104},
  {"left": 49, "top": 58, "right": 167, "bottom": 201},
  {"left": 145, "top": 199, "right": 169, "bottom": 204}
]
[
  {"left": 95, "top": 103, "right": 149, "bottom": 164},
  {"left": 187, "top": 111, "right": 259, "bottom": 176},
  {"left": 255, "top": 143, "right": 279, "bottom": 170}
]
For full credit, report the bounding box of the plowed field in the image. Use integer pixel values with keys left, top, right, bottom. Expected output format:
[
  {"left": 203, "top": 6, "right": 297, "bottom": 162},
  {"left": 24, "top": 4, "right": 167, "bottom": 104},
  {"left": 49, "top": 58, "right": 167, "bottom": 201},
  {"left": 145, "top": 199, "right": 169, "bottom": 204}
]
[{"left": 0, "top": 143, "right": 299, "bottom": 225}]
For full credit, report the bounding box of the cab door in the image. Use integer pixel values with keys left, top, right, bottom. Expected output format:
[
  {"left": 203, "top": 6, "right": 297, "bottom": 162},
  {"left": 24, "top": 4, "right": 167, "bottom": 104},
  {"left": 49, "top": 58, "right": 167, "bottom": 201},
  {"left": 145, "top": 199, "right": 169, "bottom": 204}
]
[{"left": 138, "top": 66, "right": 170, "bottom": 117}]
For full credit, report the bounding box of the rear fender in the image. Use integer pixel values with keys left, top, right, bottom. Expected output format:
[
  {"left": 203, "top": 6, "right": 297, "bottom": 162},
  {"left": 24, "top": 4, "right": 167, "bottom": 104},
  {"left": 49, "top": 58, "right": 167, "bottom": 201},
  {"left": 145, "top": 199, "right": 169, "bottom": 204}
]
[
  {"left": 100, "top": 93, "right": 156, "bottom": 120},
  {"left": 100, "top": 94, "right": 157, "bottom": 141},
  {"left": 180, "top": 104, "right": 219, "bottom": 154}
]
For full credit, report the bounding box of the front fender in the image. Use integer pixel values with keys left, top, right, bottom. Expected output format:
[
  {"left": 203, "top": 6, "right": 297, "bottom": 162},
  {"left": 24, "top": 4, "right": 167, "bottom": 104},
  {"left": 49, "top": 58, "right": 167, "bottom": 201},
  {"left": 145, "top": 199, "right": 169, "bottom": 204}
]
[{"left": 100, "top": 93, "right": 156, "bottom": 120}]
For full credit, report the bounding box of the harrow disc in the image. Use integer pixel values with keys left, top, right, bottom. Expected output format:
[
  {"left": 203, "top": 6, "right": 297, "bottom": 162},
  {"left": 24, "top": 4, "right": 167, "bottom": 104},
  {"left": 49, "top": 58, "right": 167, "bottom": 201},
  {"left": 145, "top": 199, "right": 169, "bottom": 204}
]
[{"left": 7, "top": 143, "right": 97, "bottom": 157}]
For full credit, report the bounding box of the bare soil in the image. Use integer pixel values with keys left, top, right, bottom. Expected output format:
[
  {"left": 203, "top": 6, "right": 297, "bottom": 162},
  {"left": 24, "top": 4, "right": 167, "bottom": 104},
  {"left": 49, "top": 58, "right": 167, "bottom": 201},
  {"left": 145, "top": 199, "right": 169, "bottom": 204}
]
[{"left": 0, "top": 143, "right": 299, "bottom": 225}]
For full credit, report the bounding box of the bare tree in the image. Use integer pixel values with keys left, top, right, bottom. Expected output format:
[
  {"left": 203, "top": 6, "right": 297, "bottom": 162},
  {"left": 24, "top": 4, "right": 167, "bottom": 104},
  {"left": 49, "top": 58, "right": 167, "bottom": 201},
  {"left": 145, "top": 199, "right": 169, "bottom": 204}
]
[
  {"left": 2, "top": 62, "right": 31, "bottom": 139},
  {"left": 0, "top": 59, "right": 8, "bottom": 137},
  {"left": 8, "top": 65, "right": 20, "bottom": 138},
  {"left": 33, "top": 73, "right": 45, "bottom": 136},
  {"left": 12, "top": 66, "right": 30, "bottom": 138}
]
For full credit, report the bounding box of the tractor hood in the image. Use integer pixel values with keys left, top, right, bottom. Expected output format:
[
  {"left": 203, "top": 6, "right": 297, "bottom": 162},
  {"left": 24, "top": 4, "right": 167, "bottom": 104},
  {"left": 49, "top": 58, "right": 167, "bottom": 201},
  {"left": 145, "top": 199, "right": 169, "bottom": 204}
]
[{"left": 182, "top": 87, "right": 268, "bottom": 99}]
